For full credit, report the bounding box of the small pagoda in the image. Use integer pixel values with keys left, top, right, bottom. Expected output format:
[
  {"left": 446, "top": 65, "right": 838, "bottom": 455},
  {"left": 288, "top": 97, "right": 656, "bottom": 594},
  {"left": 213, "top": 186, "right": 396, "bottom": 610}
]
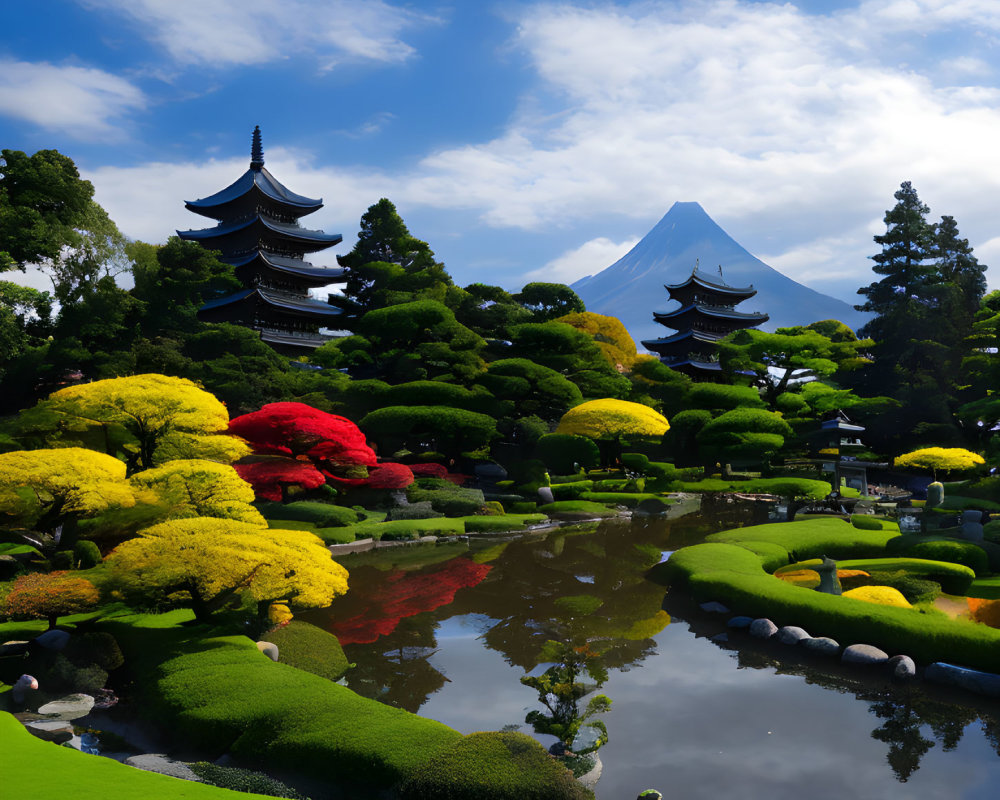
[
  {"left": 179, "top": 126, "right": 347, "bottom": 351},
  {"left": 641, "top": 263, "right": 769, "bottom": 379}
]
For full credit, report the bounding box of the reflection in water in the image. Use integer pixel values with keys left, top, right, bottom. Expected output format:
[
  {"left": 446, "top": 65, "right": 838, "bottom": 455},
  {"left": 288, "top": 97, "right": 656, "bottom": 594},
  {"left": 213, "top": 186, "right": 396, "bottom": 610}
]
[{"left": 302, "top": 499, "right": 1000, "bottom": 797}]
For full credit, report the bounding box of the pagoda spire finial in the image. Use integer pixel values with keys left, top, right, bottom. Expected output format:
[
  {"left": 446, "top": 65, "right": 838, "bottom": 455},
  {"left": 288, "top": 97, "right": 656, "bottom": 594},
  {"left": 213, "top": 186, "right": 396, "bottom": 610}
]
[{"left": 250, "top": 125, "right": 264, "bottom": 170}]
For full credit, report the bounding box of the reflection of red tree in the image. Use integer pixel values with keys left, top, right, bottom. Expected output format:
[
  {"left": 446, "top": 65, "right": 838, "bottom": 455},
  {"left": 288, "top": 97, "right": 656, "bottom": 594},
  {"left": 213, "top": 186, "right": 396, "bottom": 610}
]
[{"left": 332, "top": 558, "right": 492, "bottom": 644}]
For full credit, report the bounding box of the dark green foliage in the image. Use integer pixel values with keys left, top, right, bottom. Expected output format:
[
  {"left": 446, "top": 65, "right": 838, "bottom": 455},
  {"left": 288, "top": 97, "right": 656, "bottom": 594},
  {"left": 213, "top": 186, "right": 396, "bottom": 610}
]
[
  {"left": 256, "top": 501, "right": 360, "bottom": 528},
  {"left": 362, "top": 405, "right": 497, "bottom": 458},
  {"left": 102, "top": 613, "right": 462, "bottom": 790},
  {"left": 407, "top": 480, "right": 486, "bottom": 517},
  {"left": 454, "top": 283, "right": 533, "bottom": 339},
  {"left": 538, "top": 501, "right": 617, "bottom": 518},
  {"left": 513, "top": 283, "right": 586, "bottom": 322},
  {"left": 686, "top": 383, "right": 764, "bottom": 412},
  {"left": 398, "top": 731, "right": 592, "bottom": 800},
  {"left": 852, "top": 571, "right": 942, "bottom": 604},
  {"left": 836, "top": 558, "right": 975, "bottom": 595},
  {"left": 851, "top": 514, "right": 885, "bottom": 530},
  {"left": 188, "top": 762, "right": 308, "bottom": 799},
  {"left": 51, "top": 654, "right": 108, "bottom": 694},
  {"left": 505, "top": 322, "right": 626, "bottom": 398},
  {"left": 885, "top": 536, "right": 990, "bottom": 577},
  {"left": 72, "top": 540, "right": 102, "bottom": 568},
  {"left": 265, "top": 620, "right": 350, "bottom": 682},
  {"left": 535, "top": 434, "right": 600, "bottom": 474},
  {"left": 697, "top": 408, "right": 794, "bottom": 464},
  {"left": 383, "top": 381, "right": 491, "bottom": 412},
  {"left": 67, "top": 632, "right": 124, "bottom": 671},
  {"left": 478, "top": 359, "right": 583, "bottom": 420},
  {"left": 627, "top": 357, "right": 692, "bottom": 417}
]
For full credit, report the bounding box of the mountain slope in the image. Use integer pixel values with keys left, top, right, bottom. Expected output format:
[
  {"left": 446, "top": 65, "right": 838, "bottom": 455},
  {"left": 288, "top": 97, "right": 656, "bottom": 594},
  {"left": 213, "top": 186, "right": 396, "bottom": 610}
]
[{"left": 571, "top": 202, "right": 868, "bottom": 348}]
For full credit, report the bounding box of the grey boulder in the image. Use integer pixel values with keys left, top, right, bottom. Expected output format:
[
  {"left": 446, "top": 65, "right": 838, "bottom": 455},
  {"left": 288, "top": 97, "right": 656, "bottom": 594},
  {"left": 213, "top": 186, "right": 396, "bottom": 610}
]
[
  {"left": 125, "top": 754, "right": 201, "bottom": 781},
  {"left": 34, "top": 629, "right": 71, "bottom": 651},
  {"left": 776, "top": 626, "right": 810, "bottom": 645},
  {"left": 727, "top": 616, "right": 754, "bottom": 629},
  {"left": 801, "top": 637, "right": 841, "bottom": 657},
  {"left": 26, "top": 720, "right": 74, "bottom": 744},
  {"left": 842, "top": 644, "right": 889, "bottom": 665},
  {"left": 749, "top": 618, "right": 778, "bottom": 639},
  {"left": 888, "top": 655, "right": 916, "bottom": 681},
  {"left": 37, "top": 693, "right": 95, "bottom": 721}
]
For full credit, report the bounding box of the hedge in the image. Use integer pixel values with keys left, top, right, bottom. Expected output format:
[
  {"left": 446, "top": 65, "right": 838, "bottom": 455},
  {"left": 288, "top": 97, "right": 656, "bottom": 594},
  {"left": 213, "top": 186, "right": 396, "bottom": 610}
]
[
  {"left": 835, "top": 558, "right": 976, "bottom": 595},
  {"left": 658, "top": 541, "right": 1000, "bottom": 671},
  {"left": 407, "top": 481, "right": 487, "bottom": 517},
  {"left": 885, "top": 535, "right": 990, "bottom": 576},
  {"left": 257, "top": 501, "right": 360, "bottom": 527},
  {"left": 0, "top": 710, "right": 275, "bottom": 800},
  {"left": 99, "top": 612, "right": 463, "bottom": 791},
  {"left": 538, "top": 501, "right": 619, "bottom": 518},
  {"left": 264, "top": 620, "right": 351, "bottom": 681},
  {"left": 464, "top": 514, "right": 548, "bottom": 533},
  {"left": 397, "top": 732, "right": 592, "bottom": 800},
  {"left": 550, "top": 480, "right": 594, "bottom": 500},
  {"left": 706, "top": 518, "right": 898, "bottom": 561},
  {"left": 578, "top": 492, "right": 664, "bottom": 508}
]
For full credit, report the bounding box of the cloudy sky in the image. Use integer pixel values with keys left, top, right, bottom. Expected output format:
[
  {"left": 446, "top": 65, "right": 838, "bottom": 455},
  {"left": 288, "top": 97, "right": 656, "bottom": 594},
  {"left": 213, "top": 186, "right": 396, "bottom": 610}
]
[{"left": 3, "top": 0, "right": 998, "bottom": 303}]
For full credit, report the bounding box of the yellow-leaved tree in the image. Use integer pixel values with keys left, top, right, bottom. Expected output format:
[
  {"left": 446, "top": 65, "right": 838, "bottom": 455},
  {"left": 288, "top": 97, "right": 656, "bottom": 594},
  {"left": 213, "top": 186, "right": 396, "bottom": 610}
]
[
  {"left": 895, "top": 447, "right": 985, "bottom": 479},
  {"left": 26, "top": 374, "right": 248, "bottom": 475},
  {"left": 556, "top": 399, "right": 670, "bottom": 439},
  {"left": 555, "top": 312, "right": 638, "bottom": 372},
  {"left": 107, "top": 518, "right": 348, "bottom": 632},
  {"left": 0, "top": 447, "right": 134, "bottom": 548},
  {"left": 128, "top": 459, "right": 265, "bottom": 526}
]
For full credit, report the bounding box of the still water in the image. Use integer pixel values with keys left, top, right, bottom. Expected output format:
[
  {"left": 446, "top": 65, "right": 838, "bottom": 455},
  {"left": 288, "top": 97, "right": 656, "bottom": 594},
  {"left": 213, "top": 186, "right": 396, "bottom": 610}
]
[{"left": 301, "top": 499, "right": 1000, "bottom": 800}]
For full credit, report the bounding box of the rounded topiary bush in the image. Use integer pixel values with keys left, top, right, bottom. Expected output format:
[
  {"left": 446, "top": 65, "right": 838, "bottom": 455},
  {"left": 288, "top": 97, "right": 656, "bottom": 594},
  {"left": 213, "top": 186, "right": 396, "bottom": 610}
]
[
  {"left": 73, "top": 540, "right": 102, "bottom": 568},
  {"left": 397, "top": 731, "right": 592, "bottom": 800},
  {"left": 535, "top": 434, "right": 601, "bottom": 475},
  {"left": 886, "top": 536, "right": 990, "bottom": 576},
  {"left": 850, "top": 514, "right": 883, "bottom": 531}
]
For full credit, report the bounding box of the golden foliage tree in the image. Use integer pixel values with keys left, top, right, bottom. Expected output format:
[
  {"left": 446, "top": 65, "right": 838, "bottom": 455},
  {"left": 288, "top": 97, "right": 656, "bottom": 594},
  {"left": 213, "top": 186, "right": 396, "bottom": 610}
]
[
  {"left": 555, "top": 311, "right": 638, "bottom": 372},
  {"left": 555, "top": 399, "right": 669, "bottom": 440},
  {"left": 107, "top": 518, "right": 348, "bottom": 627},
  {"left": 4, "top": 571, "right": 100, "bottom": 629},
  {"left": 894, "top": 447, "right": 985, "bottom": 479},
  {"left": 32, "top": 374, "right": 242, "bottom": 474},
  {"left": 0, "top": 448, "right": 134, "bottom": 541},
  {"left": 129, "top": 459, "right": 265, "bottom": 526}
]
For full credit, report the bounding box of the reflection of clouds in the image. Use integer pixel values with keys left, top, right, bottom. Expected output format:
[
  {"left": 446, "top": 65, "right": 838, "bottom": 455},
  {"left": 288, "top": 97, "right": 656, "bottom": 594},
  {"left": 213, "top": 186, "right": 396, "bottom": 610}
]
[
  {"left": 596, "top": 626, "right": 998, "bottom": 799},
  {"left": 419, "top": 625, "right": 540, "bottom": 735}
]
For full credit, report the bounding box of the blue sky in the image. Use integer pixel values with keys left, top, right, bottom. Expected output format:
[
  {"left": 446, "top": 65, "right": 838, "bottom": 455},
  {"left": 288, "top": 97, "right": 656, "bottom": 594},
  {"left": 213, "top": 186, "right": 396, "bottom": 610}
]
[{"left": 3, "top": 0, "right": 999, "bottom": 304}]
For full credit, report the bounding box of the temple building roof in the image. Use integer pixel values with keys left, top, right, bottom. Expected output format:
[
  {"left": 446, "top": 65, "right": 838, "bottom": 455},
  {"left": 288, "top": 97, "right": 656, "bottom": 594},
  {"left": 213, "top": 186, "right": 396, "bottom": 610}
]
[
  {"left": 229, "top": 251, "right": 347, "bottom": 286},
  {"left": 200, "top": 287, "right": 344, "bottom": 319},
  {"left": 178, "top": 215, "right": 343, "bottom": 254},
  {"left": 184, "top": 127, "right": 322, "bottom": 220},
  {"left": 641, "top": 329, "right": 724, "bottom": 349},
  {"left": 653, "top": 303, "right": 769, "bottom": 328}
]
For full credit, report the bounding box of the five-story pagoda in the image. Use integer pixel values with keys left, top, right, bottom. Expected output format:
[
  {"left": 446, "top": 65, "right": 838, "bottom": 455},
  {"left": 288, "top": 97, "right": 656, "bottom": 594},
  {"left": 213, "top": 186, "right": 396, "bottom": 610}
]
[
  {"left": 179, "top": 126, "right": 346, "bottom": 351},
  {"left": 642, "top": 264, "right": 768, "bottom": 378}
]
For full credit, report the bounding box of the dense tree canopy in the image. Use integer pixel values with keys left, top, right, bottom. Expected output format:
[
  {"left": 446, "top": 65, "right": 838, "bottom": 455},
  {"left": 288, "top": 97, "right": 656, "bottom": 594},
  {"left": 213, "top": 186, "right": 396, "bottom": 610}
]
[
  {"left": 556, "top": 399, "right": 669, "bottom": 440},
  {"left": 4, "top": 571, "right": 100, "bottom": 629},
  {"left": 555, "top": 311, "right": 638, "bottom": 372},
  {"left": 894, "top": 447, "right": 985, "bottom": 478},
  {"left": 108, "top": 518, "right": 349, "bottom": 624},
  {"left": 129, "top": 459, "right": 264, "bottom": 526}
]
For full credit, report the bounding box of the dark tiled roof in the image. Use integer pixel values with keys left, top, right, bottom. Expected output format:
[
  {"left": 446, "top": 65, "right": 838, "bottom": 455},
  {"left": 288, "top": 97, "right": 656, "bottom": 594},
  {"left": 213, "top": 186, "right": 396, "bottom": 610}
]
[{"left": 185, "top": 167, "right": 322, "bottom": 212}]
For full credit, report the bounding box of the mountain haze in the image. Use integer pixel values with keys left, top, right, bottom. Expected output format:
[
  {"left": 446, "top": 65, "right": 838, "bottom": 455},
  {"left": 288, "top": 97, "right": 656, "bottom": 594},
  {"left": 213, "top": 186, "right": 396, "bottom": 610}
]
[{"left": 571, "top": 202, "right": 869, "bottom": 348}]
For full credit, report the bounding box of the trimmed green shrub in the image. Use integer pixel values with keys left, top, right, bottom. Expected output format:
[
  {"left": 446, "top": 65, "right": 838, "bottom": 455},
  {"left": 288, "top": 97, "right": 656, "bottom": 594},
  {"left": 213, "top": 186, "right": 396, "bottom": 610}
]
[
  {"left": 257, "top": 501, "right": 360, "bottom": 528},
  {"left": 464, "top": 514, "right": 547, "bottom": 533},
  {"left": 940, "top": 496, "right": 1000, "bottom": 511},
  {"left": 744, "top": 478, "right": 831, "bottom": 500},
  {"left": 535, "top": 434, "right": 601, "bottom": 475},
  {"left": 265, "top": 620, "right": 350, "bottom": 682},
  {"left": 188, "top": 763, "right": 307, "bottom": 799},
  {"left": 100, "top": 612, "right": 463, "bottom": 791},
  {"left": 538, "top": 501, "right": 618, "bottom": 518},
  {"left": 398, "top": 731, "right": 592, "bottom": 800},
  {"left": 850, "top": 514, "right": 883, "bottom": 530},
  {"left": 550, "top": 481, "right": 594, "bottom": 500},
  {"left": 73, "top": 540, "right": 102, "bottom": 568},
  {"left": 885, "top": 535, "right": 990, "bottom": 576},
  {"left": 579, "top": 492, "right": 663, "bottom": 508},
  {"left": 407, "top": 481, "right": 486, "bottom": 517},
  {"left": 687, "top": 383, "right": 765, "bottom": 411},
  {"left": 507, "top": 501, "right": 538, "bottom": 514},
  {"left": 343, "top": 518, "right": 467, "bottom": 541},
  {"left": 361, "top": 405, "right": 497, "bottom": 458},
  {"left": 863, "top": 571, "right": 942, "bottom": 604}
]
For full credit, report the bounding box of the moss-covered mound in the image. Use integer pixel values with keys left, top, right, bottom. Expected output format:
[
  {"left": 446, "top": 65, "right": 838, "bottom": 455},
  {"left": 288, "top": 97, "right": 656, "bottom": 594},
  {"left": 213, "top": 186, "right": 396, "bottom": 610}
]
[
  {"left": 654, "top": 520, "right": 1000, "bottom": 672},
  {"left": 100, "top": 611, "right": 462, "bottom": 792},
  {"left": 264, "top": 620, "right": 351, "bottom": 682},
  {"left": 398, "top": 731, "right": 593, "bottom": 800}
]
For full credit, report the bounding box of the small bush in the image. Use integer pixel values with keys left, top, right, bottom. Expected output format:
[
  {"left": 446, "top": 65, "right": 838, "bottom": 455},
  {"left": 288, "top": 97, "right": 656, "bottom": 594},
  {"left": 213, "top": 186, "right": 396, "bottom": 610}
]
[
  {"left": 535, "top": 434, "right": 601, "bottom": 475},
  {"left": 265, "top": 620, "right": 350, "bottom": 682},
  {"left": 886, "top": 537, "right": 990, "bottom": 576},
  {"left": 507, "top": 501, "right": 538, "bottom": 514},
  {"left": 407, "top": 482, "right": 486, "bottom": 517},
  {"left": 850, "top": 514, "right": 883, "bottom": 531},
  {"left": 67, "top": 632, "right": 124, "bottom": 671},
  {"left": 386, "top": 502, "right": 446, "bottom": 521},
  {"left": 538, "top": 501, "right": 618, "bottom": 518},
  {"left": 579, "top": 492, "right": 662, "bottom": 508},
  {"left": 464, "top": 514, "right": 547, "bottom": 533},
  {"left": 188, "top": 762, "right": 308, "bottom": 799},
  {"left": 73, "top": 540, "right": 102, "bottom": 568},
  {"left": 312, "top": 527, "right": 356, "bottom": 545},
  {"left": 842, "top": 586, "right": 912, "bottom": 608},
  {"left": 398, "top": 731, "right": 592, "bottom": 800},
  {"left": 550, "top": 481, "right": 594, "bottom": 500}
]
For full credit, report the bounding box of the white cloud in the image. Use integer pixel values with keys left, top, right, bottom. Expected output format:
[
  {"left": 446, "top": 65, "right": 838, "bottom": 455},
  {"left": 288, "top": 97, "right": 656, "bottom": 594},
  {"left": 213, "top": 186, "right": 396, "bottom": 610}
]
[
  {"left": 522, "top": 236, "right": 640, "bottom": 285},
  {"left": 79, "top": 0, "right": 437, "bottom": 68},
  {"left": 0, "top": 60, "right": 145, "bottom": 138}
]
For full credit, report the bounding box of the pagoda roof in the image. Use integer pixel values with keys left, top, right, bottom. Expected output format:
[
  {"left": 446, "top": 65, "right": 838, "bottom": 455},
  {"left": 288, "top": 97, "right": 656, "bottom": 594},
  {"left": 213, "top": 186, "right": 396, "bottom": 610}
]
[
  {"left": 199, "top": 287, "right": 343, "bottom": 319},
  {"left": 184, "top": 167, "right": 323, "bottom": 219},
  {"left": 668, "top": 358, "right": 725, "bottom": 372},
  {"left": 259, "top": 329, "right": 333, "bottom": 349},
  {"left": 653, "top": 303, "right": 769, "bottom": 324},
  {"left": 641, "top": 329, "right": 723, "bottom": 349},
  {"left": 178, "top": 215, "right": 343, "bottom": 252},
  {"left": 665, "top": 268, "right": 757, "bottom": 297},
  {"left": 229, "top": 251, "right": 347, "bottom": 285}
]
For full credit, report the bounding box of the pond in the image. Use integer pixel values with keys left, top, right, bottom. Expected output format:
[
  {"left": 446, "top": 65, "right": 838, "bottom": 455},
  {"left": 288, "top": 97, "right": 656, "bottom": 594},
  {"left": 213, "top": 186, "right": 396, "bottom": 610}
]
[{"left": 301, "top": 499, "right": 1000, "bottom": 799}]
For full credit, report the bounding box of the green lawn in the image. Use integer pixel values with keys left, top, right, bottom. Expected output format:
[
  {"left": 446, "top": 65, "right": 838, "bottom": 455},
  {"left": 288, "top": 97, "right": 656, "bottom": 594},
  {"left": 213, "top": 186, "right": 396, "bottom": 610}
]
[{"left": 0, "top": 712, "right": 273, "bottom": 799}]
